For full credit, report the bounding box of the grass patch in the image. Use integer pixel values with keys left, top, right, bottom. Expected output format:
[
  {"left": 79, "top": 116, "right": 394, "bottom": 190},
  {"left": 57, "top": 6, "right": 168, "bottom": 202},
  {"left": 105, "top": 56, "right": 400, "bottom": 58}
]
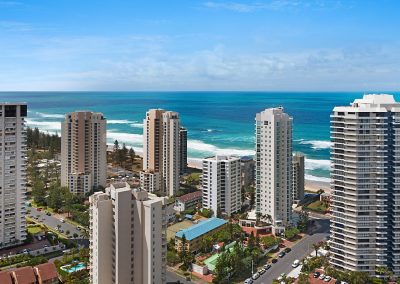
[
  {"left": 305, "top": 200, "right": 329, "bottom": 213},
  {"left": 27, "top": 225, "right": 43, "bottom": 234}
]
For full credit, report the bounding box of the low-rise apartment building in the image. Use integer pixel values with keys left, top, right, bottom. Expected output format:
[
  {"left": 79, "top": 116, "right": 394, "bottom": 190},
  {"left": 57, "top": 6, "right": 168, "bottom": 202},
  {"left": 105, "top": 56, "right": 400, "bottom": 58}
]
[{"left": 175, "top": 217, "right": 227, "bottom": 253}]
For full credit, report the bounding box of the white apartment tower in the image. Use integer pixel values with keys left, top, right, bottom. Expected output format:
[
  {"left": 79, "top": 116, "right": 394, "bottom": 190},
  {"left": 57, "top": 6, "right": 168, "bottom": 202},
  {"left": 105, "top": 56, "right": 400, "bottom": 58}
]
[
  {"left": 255, "top": 107, "right": 293, "bottom": 229},
  {"left": 141, "top": 109, "right": 181, "bottom": 196},
  {"left": 292, "top": 153, "right": 305, "bottom": 203},
  {"left": 330, "top": 94, "right": 400, "bottom": 276},
  {"left": 89, "top": 183, "right": 167, "bottom": 284},
  {"left": 61, "top": 111, "right": 107, "bottom": 194},
  {"left": 202, "top": 155, "right": 241, "bottom": 216},
  {"left": 0, "top": 103, "right": 27, "bottom": 246}
]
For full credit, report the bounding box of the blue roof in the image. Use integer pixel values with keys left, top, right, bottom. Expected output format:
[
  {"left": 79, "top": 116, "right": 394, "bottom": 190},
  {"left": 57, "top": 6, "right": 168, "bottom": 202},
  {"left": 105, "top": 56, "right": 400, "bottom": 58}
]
[{"left": 175, "top": 217, "right": 228, "bottom": 241}]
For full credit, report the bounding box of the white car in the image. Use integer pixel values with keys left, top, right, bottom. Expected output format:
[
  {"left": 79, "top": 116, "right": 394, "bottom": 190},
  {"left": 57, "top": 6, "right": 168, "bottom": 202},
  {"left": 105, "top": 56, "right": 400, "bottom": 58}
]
[
  {"left": 319, "top": 274, "right": 325, "bottom": 280},
  {"left": 244, "top": 279, "right": 253, "bottom": 284},
  {"left": 60, "top": 218, "right": 65, "bottom": 223},
  {"left": 292, "top": 259, "right": 300, "bottom": 268},
  {"left": 324, "top": 276, "right": 332, "bottom": 282},
  {"left": 252, "top": 272, "right": 260, "bottom": 280}
]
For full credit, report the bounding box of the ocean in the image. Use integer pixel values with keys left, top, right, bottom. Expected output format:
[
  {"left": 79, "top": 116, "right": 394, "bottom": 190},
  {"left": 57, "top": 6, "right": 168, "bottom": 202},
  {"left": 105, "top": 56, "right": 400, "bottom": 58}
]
[{"left": 2, "top": 91, "right": 398, "bottom": 182}]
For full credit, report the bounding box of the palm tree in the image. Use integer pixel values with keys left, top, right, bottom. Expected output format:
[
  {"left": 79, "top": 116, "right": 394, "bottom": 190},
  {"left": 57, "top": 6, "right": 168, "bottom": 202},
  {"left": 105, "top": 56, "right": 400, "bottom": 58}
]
[{"left": 312, "top": 243, "right": 320, "bottom": 257}]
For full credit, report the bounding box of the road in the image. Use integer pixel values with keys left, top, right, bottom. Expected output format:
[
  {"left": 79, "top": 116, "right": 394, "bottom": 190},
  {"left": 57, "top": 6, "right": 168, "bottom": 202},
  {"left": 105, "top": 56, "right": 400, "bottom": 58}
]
[
  {"left": 166, "top": 270, "right": 192, "bottom": 283},
  {"left": 254, "top": 218, "right": 330, "bottom": 284},
  {"left": 28, "top": 207, "right": 89, "bottom": 247}
]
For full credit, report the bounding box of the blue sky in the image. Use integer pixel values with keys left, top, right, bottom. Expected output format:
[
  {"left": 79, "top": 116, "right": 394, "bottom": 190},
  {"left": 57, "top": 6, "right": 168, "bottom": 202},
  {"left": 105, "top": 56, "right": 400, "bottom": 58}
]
[{"left": 1, "top": 0, "right": 400, "bottom": 91}]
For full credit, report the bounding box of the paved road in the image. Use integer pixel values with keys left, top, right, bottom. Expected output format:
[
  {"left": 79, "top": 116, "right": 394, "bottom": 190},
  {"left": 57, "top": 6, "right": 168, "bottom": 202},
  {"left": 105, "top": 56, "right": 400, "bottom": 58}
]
[
  {"left": 28, "top": 207, "right": 89, "bottom": 247},
  {"left": 253, "top": 219, "right": 330, "bottom": 284},
  {"left": 166, "top": 270, "right": 192, "bottom": 284}
]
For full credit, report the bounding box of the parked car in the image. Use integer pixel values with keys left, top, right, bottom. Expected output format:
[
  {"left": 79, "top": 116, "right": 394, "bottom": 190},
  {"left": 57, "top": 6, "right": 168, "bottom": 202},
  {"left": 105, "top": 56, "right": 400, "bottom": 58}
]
[
  {"left": 264, "top": 264, "right": 271, "bottom": 270},
  {"left": 252, "top": 272, "right": 260, "bottom": 280},
  {"left": 278, "top": 251, "right": 285, "bottom": 258},
  {"left": 60, "top": 218, "right": 65, "bottom": 223},
  {"left": 277, "top": 273, "right": 286, "bottom": 281},
  {"left": 324, "top": 276, "right": 332, "bottom": 282},
  {"left": 244, "top": 278, "right": 253, "bottom": 284},
  {"left": 284, "top": 247, "right": 291, "bottom": 253},
  {"left": 319, "top": 274, "right": 326, "bottom": 280},
  {"left": 46, "top": 212, "right": 51, "bottom": 216},
  {"left": 258, "top": 268, "right": 266, "bottom": 275},
  {"left": 313, "top": 271, "right": 321, "bottom": 278},
  {"left": 292, "top": 259, "right": 300, "bottom": 268},
  {"left": 272, "top": 258, "right": 278, "bottom": 263}
]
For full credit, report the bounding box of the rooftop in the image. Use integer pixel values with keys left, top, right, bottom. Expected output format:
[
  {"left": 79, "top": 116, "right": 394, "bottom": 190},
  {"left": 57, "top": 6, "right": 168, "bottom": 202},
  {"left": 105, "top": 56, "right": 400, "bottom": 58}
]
[
  {"left": 176, "top": 191, "right": 202, "bottom": 203},
  {"left": 12, "top": 266, "right": 36, "bottom": 284},
  {"left": 0, "top": 271, "right": 12, "bottom": 284},
  {"left": 34, "top": 262, "right": 58, "bottom": 281},
  {"left": 175, "top": 217, "right": 227, "bottom": 241}
]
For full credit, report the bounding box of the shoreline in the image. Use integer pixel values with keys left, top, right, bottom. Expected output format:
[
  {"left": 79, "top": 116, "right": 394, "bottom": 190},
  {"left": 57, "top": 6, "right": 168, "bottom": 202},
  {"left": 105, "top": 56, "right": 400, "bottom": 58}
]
[{"left": 188, "top": 159, "right": 331, "bottom": 193}]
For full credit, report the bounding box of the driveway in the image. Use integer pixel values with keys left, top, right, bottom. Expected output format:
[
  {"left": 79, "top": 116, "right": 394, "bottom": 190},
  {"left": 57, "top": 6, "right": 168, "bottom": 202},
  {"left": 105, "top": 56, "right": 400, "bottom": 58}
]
[
  {"left": 28, "top": 207, "right": 89, "bottom": 247},
  {"left": 253, "top": 219, "right": 330, "bottom": 284}
]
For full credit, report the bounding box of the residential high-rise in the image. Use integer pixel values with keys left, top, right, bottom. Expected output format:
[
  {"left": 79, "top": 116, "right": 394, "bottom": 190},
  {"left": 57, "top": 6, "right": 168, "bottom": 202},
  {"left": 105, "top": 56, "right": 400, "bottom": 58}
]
[
  {"left": 179, "top": 127, "right": 188, "bottom": 175},
  {"left": 89, "top": 183, "right": 167, "bottom": 284},
  {"left": 61, "top": 111, "right": 107, "bottom": 194},
  {"left": 141, "top": 109, "right": 181, "bottom": 196},
  {"left": 330, "top": 94, "right": 400, "bottom": 276},
  {"left": 255, "top": 107, "right": 293, "bottom": 231},
  {"left": 240, "top": 156, "right": 255, "bottom": 188},
  {"left": 292, "top": 153, "right": 305, "bottom": 203},
  {"left": 0, "top": 103, "right": 27, "bottom": 246},
  {"left": 202, "top": 155, "right": 241, "bottom": 217}
]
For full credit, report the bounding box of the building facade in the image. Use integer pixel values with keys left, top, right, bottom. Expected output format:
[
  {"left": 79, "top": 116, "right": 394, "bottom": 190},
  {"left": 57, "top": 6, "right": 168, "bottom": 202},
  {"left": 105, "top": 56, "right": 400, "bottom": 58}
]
[
  {"left": 240, "top": 156, "right": 255, "bottom": 188},
  {"left": 202, "top": 155, "right": 241, "bottom": 217},
  {"left": 330, "top": 94, "right": 400, "bottom": 276},
  {"left": 61, "top": 111, "right": 107, "bottom": 194},
  {"left": 292, "top": 153, "right": 305, "bottom": 203},
  {"left": 174, "top": 190, "right": 202, "bottom": 213},
  {"left": 179, "top": 127, "right": 188, "bottom": 175},
  {"left": 255, "top": 107, "right": 293, "bottom": 229},
  {"left": 89, "top": 183, "right": 167, "bottom": 284},
  {"left": 0, "top": 103, "right": 27, "bottom": 246},
  {"left": 141, "top": 109, "right": 182, "bottom": 196}
]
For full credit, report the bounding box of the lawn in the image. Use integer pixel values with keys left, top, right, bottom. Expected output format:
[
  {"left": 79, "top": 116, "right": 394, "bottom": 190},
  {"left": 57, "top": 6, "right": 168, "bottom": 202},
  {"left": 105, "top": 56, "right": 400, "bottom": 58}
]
[
  {"left": 27, "top": 225, "right": 43, "bottom": 234},
  {"left": 305, "top": 200, "right": 329, "bottom": 213},
  {"left": 166, "top": 220, "right": 194, "bottom": 241}
]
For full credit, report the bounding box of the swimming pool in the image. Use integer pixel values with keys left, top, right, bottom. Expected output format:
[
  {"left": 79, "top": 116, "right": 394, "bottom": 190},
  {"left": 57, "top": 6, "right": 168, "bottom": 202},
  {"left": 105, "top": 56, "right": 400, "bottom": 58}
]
[{"left": 60, "top": 262, "right": 86, "bottom": 273}]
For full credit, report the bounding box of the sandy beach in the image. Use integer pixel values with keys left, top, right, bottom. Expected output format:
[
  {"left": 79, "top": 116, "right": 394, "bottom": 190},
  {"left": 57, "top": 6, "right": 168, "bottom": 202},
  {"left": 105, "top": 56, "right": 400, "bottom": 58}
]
[{"left": 189, "top": 158, "right": 331, "bottom": 194}]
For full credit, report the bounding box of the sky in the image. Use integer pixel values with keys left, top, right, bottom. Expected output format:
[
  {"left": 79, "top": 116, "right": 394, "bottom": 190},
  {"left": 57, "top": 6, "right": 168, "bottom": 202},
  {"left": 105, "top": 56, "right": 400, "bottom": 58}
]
[{"left": 0, "top": 0, "right": 400, "bottom": 91}]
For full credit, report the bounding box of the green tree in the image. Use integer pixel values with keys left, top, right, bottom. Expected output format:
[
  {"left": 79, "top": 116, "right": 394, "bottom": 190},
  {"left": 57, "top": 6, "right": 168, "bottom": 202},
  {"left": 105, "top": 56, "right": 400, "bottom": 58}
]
[{"left": 284, "top": 227, "right": 300, "bottom": 240}]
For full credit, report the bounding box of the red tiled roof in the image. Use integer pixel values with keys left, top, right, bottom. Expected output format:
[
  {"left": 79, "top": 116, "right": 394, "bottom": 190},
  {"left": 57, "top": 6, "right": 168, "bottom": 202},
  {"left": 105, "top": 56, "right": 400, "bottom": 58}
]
[
  {"left": 12, "top": 266, "right": 36, "bottom": 284},
  {"left": 176, "top": 191, "right": 202, "bottom": 203},
  {"left": 0, "top": 270, "right": 12, "bottom": 284},
  {"left": 34, "top": 262, "right": 58, "bottom": 281}
]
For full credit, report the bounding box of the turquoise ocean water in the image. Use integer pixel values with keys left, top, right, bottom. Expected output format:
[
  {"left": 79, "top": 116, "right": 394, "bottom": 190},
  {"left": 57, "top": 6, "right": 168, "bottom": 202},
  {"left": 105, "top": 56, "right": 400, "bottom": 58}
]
[{"left": 2, "top": 92, "right": 398, "bottom": 182}]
